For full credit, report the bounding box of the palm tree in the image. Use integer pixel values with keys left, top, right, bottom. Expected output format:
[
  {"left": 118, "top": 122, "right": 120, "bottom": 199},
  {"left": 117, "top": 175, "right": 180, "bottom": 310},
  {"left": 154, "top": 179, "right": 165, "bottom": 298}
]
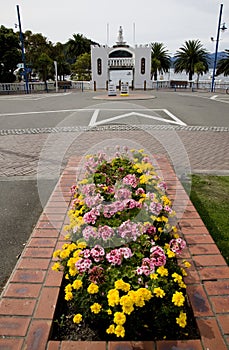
[
  {"left": 66, "top": 34, "right": 92, "bottom": 64},
  {"left": 194, "top": 61, "right": 208, "bottom": 89},
  {"left": 174, "top": 40, "right": 209, "bottom": 82},
  {"left": 151, "top": 42, "right": 171, "bottom": 80},
  {"left": 216, "top": 49, "right": 229, "bottom": 76}
]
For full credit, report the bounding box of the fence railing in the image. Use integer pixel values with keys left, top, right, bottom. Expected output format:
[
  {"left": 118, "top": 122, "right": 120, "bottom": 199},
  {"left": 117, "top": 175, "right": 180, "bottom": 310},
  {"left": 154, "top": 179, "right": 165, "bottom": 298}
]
[
  {"left": 1, "top": 80, "right": 228, "bottom": 94},
  {"left": 0, "top": 81, "right": 91, "bottom": 94},
  {"left": 150, "top": 79, "right": 229, "bottom": 92}
]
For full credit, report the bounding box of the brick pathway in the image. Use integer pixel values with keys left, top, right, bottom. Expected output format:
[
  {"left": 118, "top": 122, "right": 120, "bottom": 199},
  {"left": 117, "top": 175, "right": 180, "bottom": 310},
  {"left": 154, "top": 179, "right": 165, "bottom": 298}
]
[
  {"left": 0, "top": 155, "right": 228, "bottom": 350},
  {"left": 0, "top": 127, "right": 228, "bottom": 177}
]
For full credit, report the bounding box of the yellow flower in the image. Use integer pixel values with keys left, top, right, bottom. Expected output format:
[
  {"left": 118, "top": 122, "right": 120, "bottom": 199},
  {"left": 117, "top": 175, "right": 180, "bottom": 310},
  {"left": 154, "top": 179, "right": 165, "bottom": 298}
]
[
  {"left": 172, "top": 273, "right": 183, "bottom": 283},
  {"left": 72, "top": 279, "right": 83, "bottom": 290},
  {"left": 183, "top": 261, "right": 191, "bottom": 268},
  {"left": 114, "top": 312, "right": 126, "bottom": 325},
  {"left": 162, "top": 195, "right": 171, "bottom": 206},
  {"left": 150, "top": 273, "right": 158, "bottom": 280},
  {"left": 166, "top": 249, "right": 176, "bottom": 258},
  {"left": 114, "top": 279, "right": 130, "bottom": 292},
  {"left": 65, "top": 283, "right": 72, "bottom": 293},
  {"left": 180, "top": 268, "right": 188, "bottom": 277},
  {"left": 176, "top": 311, "right": 187, "bottom": 328},
  {"left": 52, "top": 262, "right": 61, "bottom": 271},
  {"left": 77, "top": 241, "right": 87, "bottom": 249},
  {"left": 153, "top": 287, "right": 165, "bottom": 298},
  {"left": 119, "top": 295, "right": 134, "bottom": 314},
  {"left": 90, "top": 303, "right": 102, "bottom": 314},
  {"left": 73, "top": 313, "right": 82, "bottom": 324},
  {"left": 79, "top": 178, "right": 88, "bottom": 184},
  {"left": 53, "top": 250, "right": 61, "bottom": 258},
  {"left": 179, "top": 281, "right": 187, "bottom": 289},
  {"left": 157, "top": 266, "right": 168, "bottom": 277},
  {"left": 60, "top": 249, "right": 70, "bottom": 259},
  {"left": 65, "top": 292, "right": 73, "bottom": 301},
  {"left": 107, "top": 309, "right": 112, "bottom": 315},
  {"left": 69, "top": 267, "right": 77, "bottom": 277},
  {"left": 139, "top": 174, "right": 151, "bottom": 184},
  {"left": 106, "top": 324, "right": 115, "bottom": 334},
  {"left": 114, "top": 325, "right": 125, "bottom": 338},
  {"left": 137, "top": 288, "right": 152, "bottom": 301},
  {"left": 172, "top": 291, "right": 185, "bottom": 307},
  {"left": 107, "top": 289, "right": 120, "bottom": 307},
  {"left": 87, "top": 283, "right": 99, "bottom": 294}
]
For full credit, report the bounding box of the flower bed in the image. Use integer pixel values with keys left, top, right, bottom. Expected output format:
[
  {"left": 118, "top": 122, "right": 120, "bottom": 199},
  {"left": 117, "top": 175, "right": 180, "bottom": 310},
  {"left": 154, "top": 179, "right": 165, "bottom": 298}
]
[{"left": 52, "top": 148, "right": 198, "bottom": 340}]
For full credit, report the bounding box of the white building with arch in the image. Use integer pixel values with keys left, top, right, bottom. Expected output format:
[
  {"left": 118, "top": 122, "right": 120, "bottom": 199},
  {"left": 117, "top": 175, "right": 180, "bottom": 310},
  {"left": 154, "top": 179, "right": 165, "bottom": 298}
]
[{"left": 91, "top": 26, "right": 151, "bottom": 90}]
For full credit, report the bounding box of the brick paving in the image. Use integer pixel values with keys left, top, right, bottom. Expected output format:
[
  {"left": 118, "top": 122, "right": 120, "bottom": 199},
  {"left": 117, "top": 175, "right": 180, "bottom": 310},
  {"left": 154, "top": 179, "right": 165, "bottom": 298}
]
[
  {"left": 0, "top": 155, "right": 228, "bottom": 350},
  {"left": 0, "top": 127, "right": 228, "bottom": 177}
]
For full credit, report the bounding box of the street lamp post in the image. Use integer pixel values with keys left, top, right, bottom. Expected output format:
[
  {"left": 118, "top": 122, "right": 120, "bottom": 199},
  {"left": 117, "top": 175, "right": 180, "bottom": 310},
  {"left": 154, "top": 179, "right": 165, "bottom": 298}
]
[
  {"left": 211, "top": 3, "right": 227, "bottom": 93},
  {"left": 16, "top": 5, "right": 29, "bottom": 94}
]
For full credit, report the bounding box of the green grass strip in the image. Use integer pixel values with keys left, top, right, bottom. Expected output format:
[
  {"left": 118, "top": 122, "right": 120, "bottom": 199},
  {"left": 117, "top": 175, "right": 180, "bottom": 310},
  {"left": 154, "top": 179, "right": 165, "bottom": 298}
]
[{"left": 189, "top": 175, "right": 229, "bottom": 265}]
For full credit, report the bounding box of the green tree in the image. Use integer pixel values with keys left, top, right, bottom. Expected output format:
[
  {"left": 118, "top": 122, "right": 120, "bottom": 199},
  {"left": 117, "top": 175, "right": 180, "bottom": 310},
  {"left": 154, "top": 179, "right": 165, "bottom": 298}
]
[
  {"left": 216, "top": 49, "right": 229, "bottom": 76},
  {"left": 0, "top": 25, "right": 21, "bottom": 82},
  {"left": 151, "top": 42, "right": 171, "bottom": 80},
  {"left": 23, "top": 31, "right": 53, "bottom": 79},
  {"left": 37, "top": 52, "right": 53, "bottom": 83},
  {"left": 72, "top": 52, "right": 91, "bottom": 80},
  {"left": 174, "top": 40, "right": 209, "bottom": 82},
  {"left": 52, "top": 42, "right": 71, "bottom": 80},
  {"left": 194, "top": 61, "right": 208, "bottom": 88},
  {"left": 66, "top": 33, "right": 97, "bottom": 64}
]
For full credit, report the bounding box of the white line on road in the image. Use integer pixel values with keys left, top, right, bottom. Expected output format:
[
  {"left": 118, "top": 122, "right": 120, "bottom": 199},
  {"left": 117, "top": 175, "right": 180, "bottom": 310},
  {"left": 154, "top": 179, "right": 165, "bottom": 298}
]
[
  {"left": 90, "top": 110, "right": 186, "bottom": 126},
  {"left": 89, "top": 109, "right": 100, "bottom": 126},
  {"left": 163, "top": 109, "right": 187, "bottom": 126},
  {"left": 0, "top": 108, "right": 187, "bottom": 126}
]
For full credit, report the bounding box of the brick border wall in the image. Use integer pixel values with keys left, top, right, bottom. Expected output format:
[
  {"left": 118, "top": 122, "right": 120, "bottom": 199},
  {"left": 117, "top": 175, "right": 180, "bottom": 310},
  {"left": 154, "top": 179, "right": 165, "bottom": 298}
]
[{"left": 0, "top": 155, "right": 228, "bottom": 350}]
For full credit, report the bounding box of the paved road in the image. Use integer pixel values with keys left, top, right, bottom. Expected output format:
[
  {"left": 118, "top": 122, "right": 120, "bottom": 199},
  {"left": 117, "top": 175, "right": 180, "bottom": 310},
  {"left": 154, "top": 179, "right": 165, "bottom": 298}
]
[{"left": 0, "top": 89, "right": 228, "bottom": 292}]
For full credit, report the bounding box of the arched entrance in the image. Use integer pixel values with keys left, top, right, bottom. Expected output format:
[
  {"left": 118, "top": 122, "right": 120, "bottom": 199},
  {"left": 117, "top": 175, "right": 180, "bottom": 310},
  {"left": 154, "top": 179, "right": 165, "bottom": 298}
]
[{"left": 108, "top": 49, "right": 134, "bottom": 88}]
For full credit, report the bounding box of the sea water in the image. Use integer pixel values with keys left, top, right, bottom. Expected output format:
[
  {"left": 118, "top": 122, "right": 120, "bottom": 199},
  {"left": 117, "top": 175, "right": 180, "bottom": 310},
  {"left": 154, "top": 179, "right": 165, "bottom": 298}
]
[{"left": 109, "top": 68, "right": 228, "bottom": 85}]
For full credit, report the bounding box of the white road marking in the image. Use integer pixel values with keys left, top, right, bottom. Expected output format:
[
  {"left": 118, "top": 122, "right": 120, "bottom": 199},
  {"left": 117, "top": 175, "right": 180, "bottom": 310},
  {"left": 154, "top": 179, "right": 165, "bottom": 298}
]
[
  {"left": 89, "top": 109, "right": 100, "bottom": 126},
  {"left": 0, "top": 92, "right": 71, "bottom": 101},
  {"left": 90, "top": 110, "right": 186, "bottom": 126},
  {"left": 210, "top": 95, "right": 218, "bottom": 100},
  {"left": 0, "top": 108, "right": 186, "bottom": 126},
  {"left": 163, "top": 109, "right": 187, "bottom": 126}
]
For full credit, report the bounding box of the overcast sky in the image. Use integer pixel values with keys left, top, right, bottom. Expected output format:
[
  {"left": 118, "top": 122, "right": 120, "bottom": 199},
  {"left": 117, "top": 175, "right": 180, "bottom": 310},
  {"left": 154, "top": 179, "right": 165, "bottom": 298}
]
[{"left": 1, "top": 0, "right": 229, "bottom": 54}]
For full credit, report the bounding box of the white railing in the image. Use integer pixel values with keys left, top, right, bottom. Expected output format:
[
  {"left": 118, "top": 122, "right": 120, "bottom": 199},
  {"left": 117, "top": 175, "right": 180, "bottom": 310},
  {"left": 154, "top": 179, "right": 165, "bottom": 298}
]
[
  {"left": 108, "top": 58, "right": 134, "bottom": 68},
  {"left": 0, "top": 81, "right": 91, "bottom": 94}
]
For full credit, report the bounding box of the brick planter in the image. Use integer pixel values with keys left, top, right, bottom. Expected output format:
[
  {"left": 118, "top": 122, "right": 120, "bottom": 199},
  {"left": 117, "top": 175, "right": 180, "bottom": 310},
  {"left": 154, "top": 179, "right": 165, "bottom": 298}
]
[{"left": 0, "top": 155, "right": 228, "bottom": 350}]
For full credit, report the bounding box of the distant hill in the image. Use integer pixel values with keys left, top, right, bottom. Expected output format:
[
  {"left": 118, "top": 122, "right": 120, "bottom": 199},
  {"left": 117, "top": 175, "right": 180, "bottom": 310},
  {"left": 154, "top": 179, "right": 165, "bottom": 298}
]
[{"left": 171, "top": 51, "right": 227, "bottom": 68}]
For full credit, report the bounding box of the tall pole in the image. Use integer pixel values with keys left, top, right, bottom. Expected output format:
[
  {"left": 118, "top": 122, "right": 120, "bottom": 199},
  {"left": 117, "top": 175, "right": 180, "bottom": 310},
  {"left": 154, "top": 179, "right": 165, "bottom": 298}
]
[
  {"left": 16, "top": 5, "right": 29, "bottom": 94},
  {"left": 211, "top": 3, "right": 223, "bottom": 93}
]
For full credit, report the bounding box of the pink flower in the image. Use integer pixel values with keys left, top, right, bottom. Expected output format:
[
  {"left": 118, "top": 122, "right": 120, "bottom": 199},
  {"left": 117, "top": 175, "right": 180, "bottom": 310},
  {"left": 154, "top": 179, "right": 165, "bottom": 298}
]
[
  {"left": 123, "top": 174, "right": 139, "bottom": 188},
  {"left": 150, "top": 246, "right": 166, "bottom": 266},
  {"left": 83, "top": 207, "right": 100, "bottom": 224},
  {"left": 114, "top": 188, "right": 132, "bottom": 200},
  {"left": 118, "top": 220, "right": 141, "bottom": 241},
  {"left": 169, "top": 238, "right": 186, "bottom": 254},
  {"left": 82, "top": 226, "right": 98, "bottom": 240},
  {"left": 158, "top": 181, "right": 167, "bottom": 191},
  {"left": 90, "top": 245, "right": 105, "bottom": 262},
  {"left": 135, "top": 188, "right": 145, "bottom": 196},
  {"left": 149, "top": 202, "right": 163, "bottom": 215},
  {"left": 76, "top": 258, "right": 92, "bottom": 274},
  {"left": 98, "top": 225, "right": 115, "bottom": 241}
]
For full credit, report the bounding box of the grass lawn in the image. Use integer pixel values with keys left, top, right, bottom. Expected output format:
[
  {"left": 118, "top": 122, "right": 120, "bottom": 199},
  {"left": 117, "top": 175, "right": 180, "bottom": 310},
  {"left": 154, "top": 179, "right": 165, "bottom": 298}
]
[{"left": 189, "top": 175, "right": 229, "bottom": 265}]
